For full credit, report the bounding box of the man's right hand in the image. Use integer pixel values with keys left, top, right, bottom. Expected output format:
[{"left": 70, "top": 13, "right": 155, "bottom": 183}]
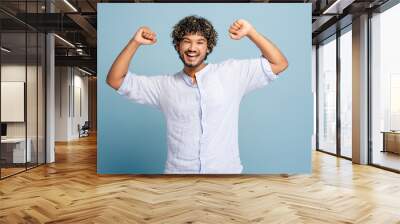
[
  {"left": 107, "top": 27, "right": 156, "bottom": 90},
  {"left": 133, "top": 27, "right": 157, "bottom": 45}
]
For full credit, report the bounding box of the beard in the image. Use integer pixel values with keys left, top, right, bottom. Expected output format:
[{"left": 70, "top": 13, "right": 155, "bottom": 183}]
[{"left": 178, "top": 50, "right": 208, "bottom": 68}]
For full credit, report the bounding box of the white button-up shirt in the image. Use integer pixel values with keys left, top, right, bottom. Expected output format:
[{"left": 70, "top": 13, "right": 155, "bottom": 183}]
[{"left": 117, "top": 57, "right": 278, "bottom": 174}]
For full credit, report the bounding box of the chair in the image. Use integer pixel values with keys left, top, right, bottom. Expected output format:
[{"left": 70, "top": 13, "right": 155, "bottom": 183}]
[{"left": 78, "top": 121, "right": 90, "bottom": 138}]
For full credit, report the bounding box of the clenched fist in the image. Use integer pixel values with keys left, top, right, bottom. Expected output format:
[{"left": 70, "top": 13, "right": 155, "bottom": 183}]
[
  {"left": 133, "top": 26, "right": 157, "bottom": 45},
  {"left": 228, "top": 19, "right": 254, "bottom": 40}
]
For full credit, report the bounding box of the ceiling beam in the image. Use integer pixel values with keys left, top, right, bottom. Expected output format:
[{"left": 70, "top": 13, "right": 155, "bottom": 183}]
[
  {"left": 55, "top": 55, "right": 96, "bottom": 73},
  {"left": 67, "top": 13, "right": 97, "bottom": 43}
]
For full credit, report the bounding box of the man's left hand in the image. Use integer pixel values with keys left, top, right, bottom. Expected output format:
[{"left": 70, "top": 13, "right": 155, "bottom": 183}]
[{"left": 229, "top": 19, "right": 254, "bottom": 40}]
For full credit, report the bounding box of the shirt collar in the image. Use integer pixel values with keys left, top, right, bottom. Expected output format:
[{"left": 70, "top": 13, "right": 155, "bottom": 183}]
[{"left": 180, "top": 63, "right": 211, "bottom": 87}]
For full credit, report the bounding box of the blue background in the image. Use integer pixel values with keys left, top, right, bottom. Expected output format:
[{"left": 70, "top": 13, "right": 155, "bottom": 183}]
[{"left": 98, "top": 3, "right": 312, "bottom": 174}]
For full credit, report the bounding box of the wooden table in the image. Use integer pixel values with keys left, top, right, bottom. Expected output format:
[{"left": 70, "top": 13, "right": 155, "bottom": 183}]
[
  {"left": 381, "top": 131, "right": 400, "bottom": 154},
  {"left": 1, "top": 138, "right": 32, "bottom": 163}
]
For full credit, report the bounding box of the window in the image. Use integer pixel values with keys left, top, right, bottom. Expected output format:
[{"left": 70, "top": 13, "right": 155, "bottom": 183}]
[
  {"left": 318, "top": 35, "right": 337, "bottom": 154},
  {"left": 371, "top": 2, "right": 400, "bottom": 171},
  {"left": 339, "top": 27, "right": 352, "bottom": 158}
]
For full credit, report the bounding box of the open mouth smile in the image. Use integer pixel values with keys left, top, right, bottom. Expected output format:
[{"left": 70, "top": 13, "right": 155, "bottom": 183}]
[{"left": 185, "top": 52, "right": 199, "bottom": 60}]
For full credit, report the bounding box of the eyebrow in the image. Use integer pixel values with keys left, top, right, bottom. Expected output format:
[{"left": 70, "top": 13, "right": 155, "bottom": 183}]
[{"left": 182, "top": 37, "right": 207, "bottom": 42}]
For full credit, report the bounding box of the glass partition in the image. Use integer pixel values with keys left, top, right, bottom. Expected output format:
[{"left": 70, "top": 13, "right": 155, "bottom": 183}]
[
  {"left": 27, "top": 30, "right": 38, "bottom": 170},
  {"left": 38, "top": 32, "right": 45, "bottom": 165},
  {"left": 339, "top": 27, "right": 352, "bottom": 158},
  {"left": 0, "top": 1, "right": 46, "bottom": 179},
  {"left": 1, "top": 30, "right": 28, "bottom": 177},
  {"left": 371, "top": 3, "right": 400, "bottom": 171},
  {"left": 317, "top": 35, "right": 337, "bottom": 155}
]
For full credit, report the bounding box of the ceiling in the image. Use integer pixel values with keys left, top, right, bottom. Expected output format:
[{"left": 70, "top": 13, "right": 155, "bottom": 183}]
[{"left": 0, "top": 0, "right": 392, "bottom": 75}]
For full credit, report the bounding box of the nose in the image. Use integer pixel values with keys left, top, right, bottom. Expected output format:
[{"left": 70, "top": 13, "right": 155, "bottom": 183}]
[{"left": 188, "top": 44, "right": 195, "bottom": 51}]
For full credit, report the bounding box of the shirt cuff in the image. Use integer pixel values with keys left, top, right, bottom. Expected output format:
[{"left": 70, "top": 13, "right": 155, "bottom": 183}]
[
  {"left": 116, "top": 71, "right": 133, "bottom": 96},
  {"left": 260, "top": 57, "right": 278, "bottom": 82}
]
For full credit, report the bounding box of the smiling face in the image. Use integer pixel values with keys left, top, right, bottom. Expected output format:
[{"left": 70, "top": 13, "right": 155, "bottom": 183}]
[
  {"left": 177, "top": 33, "right": 208, "bottom": 69},
  {"left": 171, "top": 16, "right": 218, "bottom": 71}
]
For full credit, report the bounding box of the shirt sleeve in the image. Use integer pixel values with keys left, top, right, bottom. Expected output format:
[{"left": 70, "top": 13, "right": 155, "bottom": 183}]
[
  {"left": 234, "top": 56, "right": 278, "bottom": 96},
  {"left": 117, "top": 71, "right": 162, "bottom": 109}
]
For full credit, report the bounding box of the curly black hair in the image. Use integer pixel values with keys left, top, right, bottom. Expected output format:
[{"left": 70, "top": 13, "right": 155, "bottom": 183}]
[{"left": 171, "top": 15, "right": 218, "bottom": 55}]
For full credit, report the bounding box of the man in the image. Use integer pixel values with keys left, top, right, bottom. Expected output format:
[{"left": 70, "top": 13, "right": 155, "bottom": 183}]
[{"left": 106, "top": 15, "right": 288, "bottom": 174}]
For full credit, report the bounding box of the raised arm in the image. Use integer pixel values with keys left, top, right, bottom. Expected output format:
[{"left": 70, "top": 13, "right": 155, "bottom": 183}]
[
  {"left": 228, "top": 19, "right": 288, "bottom": 74},
  {"left": 106, "top": 26, "right": 157, "bottom": 90}
]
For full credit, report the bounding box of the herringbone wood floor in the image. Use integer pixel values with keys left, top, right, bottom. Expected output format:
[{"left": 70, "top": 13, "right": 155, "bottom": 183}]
[{"left": 1, "top": 133, "right": 400, "bottom": 224}]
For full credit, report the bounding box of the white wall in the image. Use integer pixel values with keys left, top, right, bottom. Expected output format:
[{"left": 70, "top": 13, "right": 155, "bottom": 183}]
[
  {"left": 1, "top": 65, "right": 42, "bottom": 137},
  {"left": 55, "top": 67, "right": 89, "bottom": 141},
  {"left": 1, "top": 65, "right": 27, "bottom": 142},
  {"left": 312, "top": 45, "right": 316, "bottom": 150},
  {"left": 1, "top": 64, "right": 46, "bottom": 164},
  {"left": 55, "top": 66, "right": 69, "bottom": 141},
  {"left": 71, "top": 71, "right": 89, "bottom": 138}
]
